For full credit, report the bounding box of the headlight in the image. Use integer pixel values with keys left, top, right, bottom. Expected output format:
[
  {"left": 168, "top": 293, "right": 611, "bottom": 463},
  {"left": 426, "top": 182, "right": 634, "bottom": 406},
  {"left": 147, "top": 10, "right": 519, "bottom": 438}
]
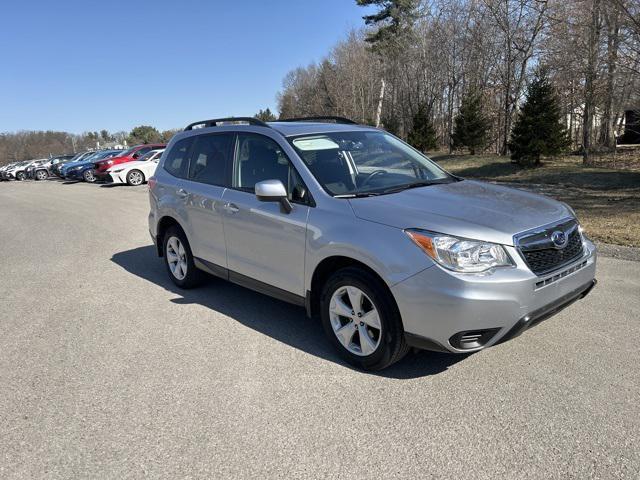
[{"left": 405, "top": 229, "right": 514, "bottom": 273}]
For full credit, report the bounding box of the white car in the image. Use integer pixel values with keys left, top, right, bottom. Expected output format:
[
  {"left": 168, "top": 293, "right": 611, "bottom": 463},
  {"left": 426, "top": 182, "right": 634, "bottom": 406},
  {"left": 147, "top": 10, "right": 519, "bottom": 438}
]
[
  {"left": 105, "top": 149, "right": 165, "bottom": 185},
  {"left": 3, "top": 159, "right": 43, "bottom": 180}
]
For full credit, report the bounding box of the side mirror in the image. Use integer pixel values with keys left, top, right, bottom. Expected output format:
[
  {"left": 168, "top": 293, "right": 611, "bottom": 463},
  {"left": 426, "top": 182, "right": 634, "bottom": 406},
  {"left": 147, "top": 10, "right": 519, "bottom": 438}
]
[{"left": 255, "top": 179, "right": 292, "bottom": 214}]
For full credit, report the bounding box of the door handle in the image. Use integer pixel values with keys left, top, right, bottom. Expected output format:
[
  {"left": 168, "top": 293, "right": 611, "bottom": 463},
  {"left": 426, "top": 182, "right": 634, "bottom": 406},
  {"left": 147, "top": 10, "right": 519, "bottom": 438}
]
[
  {"left": 223, "top": 202, "right": 239, "bottom": 214},
  {"left": 176, "top": 188, "right": 189, "bottom": 199}
]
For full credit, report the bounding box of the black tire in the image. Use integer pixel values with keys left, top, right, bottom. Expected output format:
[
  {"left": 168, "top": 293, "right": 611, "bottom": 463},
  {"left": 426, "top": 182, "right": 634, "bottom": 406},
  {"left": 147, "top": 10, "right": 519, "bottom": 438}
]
[
  {"left": 163, "top": 225, "right": 206, "bottom": 289},
  {"left": 320, "top": 267, "right": 409, "bottom": 371},
  {"left": 126, "top": 169, "right": 145, "bottom": 186},
  {"left": 16, "top": 171, "right": 25, "bottom": 181},
  {"left": 83, "top": 169, "right": 96, "bottom": 183},
  {"left": 35, "top": 170, "right": 48, "bottom": 181}
]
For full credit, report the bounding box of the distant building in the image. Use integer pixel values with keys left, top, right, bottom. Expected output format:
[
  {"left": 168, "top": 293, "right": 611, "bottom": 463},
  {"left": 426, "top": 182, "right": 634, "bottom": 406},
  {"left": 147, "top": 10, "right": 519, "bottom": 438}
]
[{"left": 96, "top": 141, "right": 126, "bottom": 150}]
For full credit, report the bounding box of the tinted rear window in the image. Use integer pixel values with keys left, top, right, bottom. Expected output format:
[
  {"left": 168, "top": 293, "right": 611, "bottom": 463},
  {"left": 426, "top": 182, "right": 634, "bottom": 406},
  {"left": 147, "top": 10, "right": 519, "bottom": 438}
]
[
  {"left": 163, "top": 137, "right": 194, "bottom": 178},
  {"left": 188, "top": 133, "right": 234, "bottom": 186}
]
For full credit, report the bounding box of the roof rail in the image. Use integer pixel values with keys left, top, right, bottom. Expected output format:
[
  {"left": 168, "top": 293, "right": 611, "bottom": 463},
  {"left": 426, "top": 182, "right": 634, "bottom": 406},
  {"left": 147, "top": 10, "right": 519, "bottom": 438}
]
[
  {"left": 278, "top": 116, "right": 358, "bottom": 125},
  {"left": 184, "top": 117, "right": 270, "bottom": 131}
]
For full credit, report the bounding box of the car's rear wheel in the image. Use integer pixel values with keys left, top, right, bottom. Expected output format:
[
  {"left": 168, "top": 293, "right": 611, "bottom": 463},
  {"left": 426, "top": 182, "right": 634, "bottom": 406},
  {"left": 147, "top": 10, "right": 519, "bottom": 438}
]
[
  {"left": 35, "top": 170, "right": 48, "bottom": 181},
  {"left": 126, "top": 169, "right": 144, "bottom": 186},
  {"left": 163, "top": 226, "right": 206, "bottom": 289},
  {"left": 83, "top": 170, "right": 96, "bottom": 183},
  {"left": 16, "top": 171, "right": 25, "bottom": 181},
  {"left": 320, "top": 267, "right": 409, "bottom": 371}
]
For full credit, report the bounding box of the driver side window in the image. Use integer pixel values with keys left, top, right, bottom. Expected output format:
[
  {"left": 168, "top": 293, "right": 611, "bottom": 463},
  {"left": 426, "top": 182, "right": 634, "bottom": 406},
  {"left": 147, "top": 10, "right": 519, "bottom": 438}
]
[{"left": 233, "top": 134, "right": 310, "bottom": 204}]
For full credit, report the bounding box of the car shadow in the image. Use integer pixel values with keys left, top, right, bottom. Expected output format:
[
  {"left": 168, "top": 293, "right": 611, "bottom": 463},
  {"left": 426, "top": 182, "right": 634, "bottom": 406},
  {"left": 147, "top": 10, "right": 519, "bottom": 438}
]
[{"left": 110, "top": 245, "right": 468, "bottom": 379}]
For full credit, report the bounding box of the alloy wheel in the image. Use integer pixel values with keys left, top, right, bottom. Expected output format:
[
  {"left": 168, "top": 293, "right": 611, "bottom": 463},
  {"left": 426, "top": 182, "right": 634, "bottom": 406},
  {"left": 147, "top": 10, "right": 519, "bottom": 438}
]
[
  {"left": 128, "top": 170, "right": 143, "bottom": 185},
  {"left": 36, "top": 170, "right": 47, "bottom": 180},
  {"left": 329, "top": 286, "right": 382, "bottom": 356},
  {"left": 166, "top": 236, "right": 188, "bottom": 280},
  {"left": 84, "top": 170, "right": 95, "bottom": 182}
]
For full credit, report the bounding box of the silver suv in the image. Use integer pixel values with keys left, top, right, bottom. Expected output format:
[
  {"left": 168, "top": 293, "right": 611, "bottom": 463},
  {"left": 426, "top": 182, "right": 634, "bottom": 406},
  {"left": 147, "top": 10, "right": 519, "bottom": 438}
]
[{"left": 148, "top": 116, "right": 597, "bottom": 370}]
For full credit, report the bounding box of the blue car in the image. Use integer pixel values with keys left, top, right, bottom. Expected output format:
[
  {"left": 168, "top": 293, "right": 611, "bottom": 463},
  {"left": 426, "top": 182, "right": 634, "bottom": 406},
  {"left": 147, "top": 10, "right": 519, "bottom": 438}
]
[
  {"left": 56, "top": 151, "right": 99, "bottom": 178},
  {"left": 64, "top": 150, "right": 121, "bottom": 182}
]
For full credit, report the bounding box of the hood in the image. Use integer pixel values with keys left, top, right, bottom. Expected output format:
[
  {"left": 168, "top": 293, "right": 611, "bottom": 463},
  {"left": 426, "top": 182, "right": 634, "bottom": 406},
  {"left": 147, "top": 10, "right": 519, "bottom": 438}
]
[
  {"left": 68, "top": 159, "right": 96, "bottom": 168},
  {"left": 348, "top": 180, "right": 572, "bottom": 246},
  {"left": 97, "top": 155, "right": 128, "bottom": 164}
]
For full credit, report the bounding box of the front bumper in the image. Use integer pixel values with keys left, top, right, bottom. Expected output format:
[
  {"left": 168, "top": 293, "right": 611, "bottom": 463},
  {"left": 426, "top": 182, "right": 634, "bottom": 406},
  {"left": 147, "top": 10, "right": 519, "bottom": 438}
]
[
  {"left": 66, "top": 170, "right": 84, "bottom": 180},
  {"left": 393, "top": 239, "right": 597, "bottom": 353},
  {"left": 94, "top": 171, "right": 111, "bottom": 181},
  {"left": 105, "top": 171, "right": 125, "bottom": 184}
]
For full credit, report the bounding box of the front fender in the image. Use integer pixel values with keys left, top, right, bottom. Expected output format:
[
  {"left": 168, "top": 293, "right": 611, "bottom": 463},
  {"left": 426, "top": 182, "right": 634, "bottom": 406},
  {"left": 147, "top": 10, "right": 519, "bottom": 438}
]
[{"left": 304, "top": 205, "right": 435, "bottom": 291}]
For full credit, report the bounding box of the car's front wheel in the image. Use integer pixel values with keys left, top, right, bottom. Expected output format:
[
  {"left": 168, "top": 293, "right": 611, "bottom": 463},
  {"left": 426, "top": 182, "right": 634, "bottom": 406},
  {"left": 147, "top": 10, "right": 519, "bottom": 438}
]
[
  {"left": 126, "top": 169, "right": 144, "bottom": 186},
  {"left": 83, "top": 170, "right": 96, "bottom": 183},
  {"left": 320, "top": 267, "right": 409, "bottom": 370},
  {"left": 163, "top": 226, "right": 206, "bottom": 289},
  {"left": 16, "top": 171, "right": 25, "bottom": 181}
]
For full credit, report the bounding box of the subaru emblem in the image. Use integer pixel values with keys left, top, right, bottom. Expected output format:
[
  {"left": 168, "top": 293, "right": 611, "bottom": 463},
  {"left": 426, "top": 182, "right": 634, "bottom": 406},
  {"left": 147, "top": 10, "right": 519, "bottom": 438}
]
[{"left": 551, "top": 230, "right": 568, "bottom": 248}]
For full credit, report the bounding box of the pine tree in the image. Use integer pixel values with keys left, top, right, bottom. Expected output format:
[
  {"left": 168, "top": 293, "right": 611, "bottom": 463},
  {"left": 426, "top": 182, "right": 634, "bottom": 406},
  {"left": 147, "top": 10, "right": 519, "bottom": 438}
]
[
  {"left": 408, "top": 104, "right": 437, "bottom": 152},
  {"left": 254, "top": 108, "right": 277, "bottom": 122},
  {"left": 509, "top": 70, "right": 570, "bottom": 165},
  {"left": 452, "top": 90, "right": 490, "bottom": 155}
]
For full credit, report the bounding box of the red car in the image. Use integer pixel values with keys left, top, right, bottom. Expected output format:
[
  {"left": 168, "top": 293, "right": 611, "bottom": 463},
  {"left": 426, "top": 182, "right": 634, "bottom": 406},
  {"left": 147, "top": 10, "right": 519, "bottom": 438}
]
[{"left": 93, "top": 144, "right": 165, "bottom": 180}]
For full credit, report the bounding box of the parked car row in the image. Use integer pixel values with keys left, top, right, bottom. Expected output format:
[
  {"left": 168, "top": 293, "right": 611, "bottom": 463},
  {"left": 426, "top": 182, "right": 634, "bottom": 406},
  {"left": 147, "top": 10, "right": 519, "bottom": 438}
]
[{"left": 0, "top": 144, "right": 166, "bottom": 185}]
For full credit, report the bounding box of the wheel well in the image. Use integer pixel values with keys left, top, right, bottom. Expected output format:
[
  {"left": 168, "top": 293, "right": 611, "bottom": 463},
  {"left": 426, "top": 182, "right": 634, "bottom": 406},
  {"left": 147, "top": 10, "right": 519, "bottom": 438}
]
[
  {"left": 308, "top": 256, "right": 397, "bottom": 319},
  {"left": 156, "top": 216, "right": 182, "bottom": 257}
]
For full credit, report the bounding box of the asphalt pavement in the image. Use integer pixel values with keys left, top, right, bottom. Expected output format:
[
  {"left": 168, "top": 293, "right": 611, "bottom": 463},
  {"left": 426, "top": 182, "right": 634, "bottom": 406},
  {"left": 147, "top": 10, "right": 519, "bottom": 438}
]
[{"left": 1, "top": 179, "right": 639, "bottom": 479}]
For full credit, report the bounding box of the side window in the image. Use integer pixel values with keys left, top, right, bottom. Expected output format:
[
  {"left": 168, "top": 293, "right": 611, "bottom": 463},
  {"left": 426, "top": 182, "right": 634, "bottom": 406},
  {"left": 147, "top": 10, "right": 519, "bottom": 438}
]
[
  {"left": 233, "top": 133, "right": 310, "bottom": 203},
  {"left": 163, "top": 137, "right": 194, "bottom": 178},
  {"left": 133, "top": 146, "right": 151, "bottom": 159},
  {"left": 187, "top": 133, "right": 234, "bottom": 186}
]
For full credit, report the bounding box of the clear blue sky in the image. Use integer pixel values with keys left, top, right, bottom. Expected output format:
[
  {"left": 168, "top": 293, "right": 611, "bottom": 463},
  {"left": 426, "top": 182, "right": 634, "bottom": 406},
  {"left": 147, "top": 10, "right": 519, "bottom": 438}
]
[{"left": 0, "top": 0, "right": 373, "bottom": 134}]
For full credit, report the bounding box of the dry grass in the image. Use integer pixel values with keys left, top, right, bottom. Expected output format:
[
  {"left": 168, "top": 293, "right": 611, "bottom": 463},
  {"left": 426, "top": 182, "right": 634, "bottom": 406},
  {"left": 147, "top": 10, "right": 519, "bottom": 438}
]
[{"left": 430, "top": 153, "right": 640, "bottom": 248}]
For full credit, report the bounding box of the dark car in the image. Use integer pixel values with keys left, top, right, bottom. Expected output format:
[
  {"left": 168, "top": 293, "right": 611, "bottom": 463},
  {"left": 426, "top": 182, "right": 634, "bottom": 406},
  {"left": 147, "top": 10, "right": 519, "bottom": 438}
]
[
  {"left": 66, "top": 150, "right": 122, "bottom": 182},
  {"left": 56, "top": 151, "right": 98, "bottom": 178},
  {"left": 28, "top": 154, "right": 75, "bottom": 180}
]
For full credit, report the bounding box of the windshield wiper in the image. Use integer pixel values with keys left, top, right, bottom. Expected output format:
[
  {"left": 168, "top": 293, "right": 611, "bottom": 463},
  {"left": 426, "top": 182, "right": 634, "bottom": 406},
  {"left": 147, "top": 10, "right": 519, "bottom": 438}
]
[
  {"left": 334, "top": 191, "right": 382, "bottom": 198},
  {"left": 380, "top": 181, "right": 443, "bottom": 194}
]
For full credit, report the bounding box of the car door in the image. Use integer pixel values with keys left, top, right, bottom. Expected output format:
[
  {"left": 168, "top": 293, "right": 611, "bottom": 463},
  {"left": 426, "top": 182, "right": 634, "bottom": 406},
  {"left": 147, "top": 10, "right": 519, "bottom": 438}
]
[
  {"left": 221, "top": 133, "right": 311, "bottom": 297},
  {"left": 142, "top": 151, "right": 162, "bottom": 178},
  {"left": 181, "top": 132, "right": 235, "bottom": 270}
]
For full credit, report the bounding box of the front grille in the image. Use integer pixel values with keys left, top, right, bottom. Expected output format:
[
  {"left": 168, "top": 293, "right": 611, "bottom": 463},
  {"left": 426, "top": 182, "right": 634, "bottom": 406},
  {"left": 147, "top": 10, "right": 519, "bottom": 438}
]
[{"left": 516, "top": 219, "right": 584, "bottom": 276}]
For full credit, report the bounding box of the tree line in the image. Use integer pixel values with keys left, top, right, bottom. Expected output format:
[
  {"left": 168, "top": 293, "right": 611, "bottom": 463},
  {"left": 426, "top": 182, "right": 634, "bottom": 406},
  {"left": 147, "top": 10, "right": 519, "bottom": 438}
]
[
  {"left": 277, "top": 0, "right": 640, "bottom": 164},
  {"left": 0, "top": 127, "right": 180, "bottom": 166}
]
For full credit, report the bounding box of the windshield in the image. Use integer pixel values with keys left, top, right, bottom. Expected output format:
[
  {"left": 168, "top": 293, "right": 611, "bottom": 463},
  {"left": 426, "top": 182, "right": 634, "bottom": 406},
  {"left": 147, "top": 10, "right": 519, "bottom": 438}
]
[
  {"left": 117, "top": 148, "right": 135, "bottom": 158},
  {"left": 138, "top": 150, "right": 163, "bottom": 162},
  {"left": 92, "top": 150, "right": 116, "bottom": 160},
  {"left": 289, "top": 131, "right": 454, "bottom": 196}
]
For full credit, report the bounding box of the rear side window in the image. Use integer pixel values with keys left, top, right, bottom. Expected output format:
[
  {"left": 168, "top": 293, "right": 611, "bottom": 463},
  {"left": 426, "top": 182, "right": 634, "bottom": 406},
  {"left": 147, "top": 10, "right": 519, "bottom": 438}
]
[
  {"left": 163, "top": 137, "right": 194, "bottom": 178},
  {"left": 188, "top": 133, "right": 234, "bottom": 186}
]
